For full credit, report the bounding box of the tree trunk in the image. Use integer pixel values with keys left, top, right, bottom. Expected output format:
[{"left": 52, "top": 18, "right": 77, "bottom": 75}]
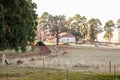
[{"left": 56, "top": 31, "right": 59, "bottom": 45}]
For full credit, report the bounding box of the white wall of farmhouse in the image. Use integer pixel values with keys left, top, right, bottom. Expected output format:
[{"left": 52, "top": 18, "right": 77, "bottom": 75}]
[{"left": 59, "top": 37, "right": 76, "bottom": 43}]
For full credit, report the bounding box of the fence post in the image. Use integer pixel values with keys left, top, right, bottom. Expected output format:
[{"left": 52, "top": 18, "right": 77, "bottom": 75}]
[
  {"left": 109, "top": 61, "right": 111, "bottom": 73},
  {"left": 114, "top": 65, "right": 116, "bottom": 79},
  {"left": 2, "top": 53, "right": 6, "bottom": 65},
  {"left": 66, "top": 57, "right": 71, "bottom": 80},
  {"left": 6, "top": 73, "right": 8, "bottom": 80},
  {"left": 42, "top": 55, "right": 45, "bottom": 80}
]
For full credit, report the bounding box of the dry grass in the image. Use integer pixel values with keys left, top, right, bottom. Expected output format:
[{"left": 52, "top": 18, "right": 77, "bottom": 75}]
[
  {"left": 1, "top": 45, "right": 120, "bottom": 80},
  {"left": 6, "top": 45, "right": 120, "bottom": 73},
  {"left": 0, "top": 65, "right": 120, "bottom": 80}
]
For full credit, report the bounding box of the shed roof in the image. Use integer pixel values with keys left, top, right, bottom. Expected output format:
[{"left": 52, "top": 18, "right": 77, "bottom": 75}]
[{"left": 59, "top": 32, "right": 75, "bottom": 37}]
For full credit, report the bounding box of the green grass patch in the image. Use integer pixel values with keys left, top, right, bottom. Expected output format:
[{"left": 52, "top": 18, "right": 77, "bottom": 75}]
[{"left": 0, "top": 65, "right": 120, "bottom": 80}]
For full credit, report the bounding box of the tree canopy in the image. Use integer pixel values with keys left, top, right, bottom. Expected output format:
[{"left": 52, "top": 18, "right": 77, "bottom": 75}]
[
  {"left": 117, "top": 18, "right": 120, "bottom": 28},
  {"left": 104, "top": 20, "right": 115, "bottom": 42},
  {"left": 38, "top": 12, "right": 120, "bottom": 44},
  {"left": 87, "top": 18, "right": 102, "bottom": 42},
  {"left": 0, "top": 0, "right": 38, "bottom": 52}
]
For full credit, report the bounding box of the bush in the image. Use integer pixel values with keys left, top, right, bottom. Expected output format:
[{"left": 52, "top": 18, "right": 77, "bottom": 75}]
[{"left": 36, "top": 41, "right": 45, "bottom": 46}]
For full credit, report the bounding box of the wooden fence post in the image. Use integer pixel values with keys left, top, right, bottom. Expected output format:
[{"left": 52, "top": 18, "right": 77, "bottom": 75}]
[
  {"left": 114, "top": 65, "right": 116, "bottom": 79},
  {"left": 109, "top": 61, "right": 111, "bottom": 73},
  {"left": 2, "top": 54, "right": 6, "bottom": 65},
  {"left": 6, "top": 73, "right": 8, "bottom": 80},
  {"left": 42, "top": 55, "right": 45, "bottom": 80}
]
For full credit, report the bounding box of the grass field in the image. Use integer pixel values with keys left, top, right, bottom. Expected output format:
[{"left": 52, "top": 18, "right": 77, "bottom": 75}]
[
  {"left": 1, "top": 45, "right": 120, "bottom": 80},
  {"left": 8, "top": 45, "right": 120, "bottom": 73},
  {"left": 0, "top": 65, "right": 120, "bottom": 80}
]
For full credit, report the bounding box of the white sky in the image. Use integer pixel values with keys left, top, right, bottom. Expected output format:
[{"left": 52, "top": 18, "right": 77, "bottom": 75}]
[{"left": 32, "top": 0, "right": 120, "bottom": 24}]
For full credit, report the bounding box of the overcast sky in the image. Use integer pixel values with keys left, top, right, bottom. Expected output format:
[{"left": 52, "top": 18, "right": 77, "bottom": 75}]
[{"left": 32, "top": 0, "right": 120, "bottom": 24}]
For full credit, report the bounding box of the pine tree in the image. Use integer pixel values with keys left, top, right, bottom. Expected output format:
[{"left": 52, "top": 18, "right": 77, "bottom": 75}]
[{"left": 0, "top": 0, "right": 37, "bottom": 52}]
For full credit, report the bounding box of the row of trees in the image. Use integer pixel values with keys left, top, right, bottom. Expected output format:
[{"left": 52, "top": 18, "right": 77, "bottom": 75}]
[
  {"left": 1, "top": 0, "right": 120, "bottom": 52},
  {"left": 38, "top": 12, "right": 120, "bottom": 44},
  {"left": 0, "top": 0, "right": 37, "bottom": 52}
]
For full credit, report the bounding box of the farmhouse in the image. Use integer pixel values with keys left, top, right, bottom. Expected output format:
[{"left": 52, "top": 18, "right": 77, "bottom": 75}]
[{"left": 59, "top": 32, "right": 76, "bottom": 43}]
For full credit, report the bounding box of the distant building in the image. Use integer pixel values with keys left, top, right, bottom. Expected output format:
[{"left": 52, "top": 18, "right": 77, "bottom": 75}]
[
  {"left": 59, "top": 32, "right": 76, "bottom": 43},
  {"left": 40, "top": 32, "right": 76, "bottom": 43}
]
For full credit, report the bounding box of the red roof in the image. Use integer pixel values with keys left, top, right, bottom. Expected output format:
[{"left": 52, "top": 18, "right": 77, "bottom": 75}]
[{"left": 59, "top": 32, "right": 75, "bottom": 37}]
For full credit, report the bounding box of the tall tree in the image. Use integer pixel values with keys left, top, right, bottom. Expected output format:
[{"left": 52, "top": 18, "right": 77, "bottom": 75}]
[
  {"left": 66, "top": 14, "right": 82, "bottom": 38},
  {"left": 38, "top": 12, "right": 50, "bottom": 37},
  {"left": 117, "top": 18, "right": 120, "bottom": 42},
  {"left": 117, "top": 18, "right": 120, "bottom": 28},
  {"left": 80, "top": 16, "right": 88, "bottom": 39},
  {"left": 50, "top": 15, "right": 66, "bottom": 45},
  {"left": 0, "top": 0, "right": 37, "bottom": 52},
  {"left": 38, "top": 12, "right": 67, "bottom": 44},
  {"left": 104, "top": 20, "right": 115, "bottom": 43},
  {"left": 0, "top": 4, "right": 4, "bottom": 37},
  {"left": 87, "top": 18, "right": 102, "bottom": 43}
]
